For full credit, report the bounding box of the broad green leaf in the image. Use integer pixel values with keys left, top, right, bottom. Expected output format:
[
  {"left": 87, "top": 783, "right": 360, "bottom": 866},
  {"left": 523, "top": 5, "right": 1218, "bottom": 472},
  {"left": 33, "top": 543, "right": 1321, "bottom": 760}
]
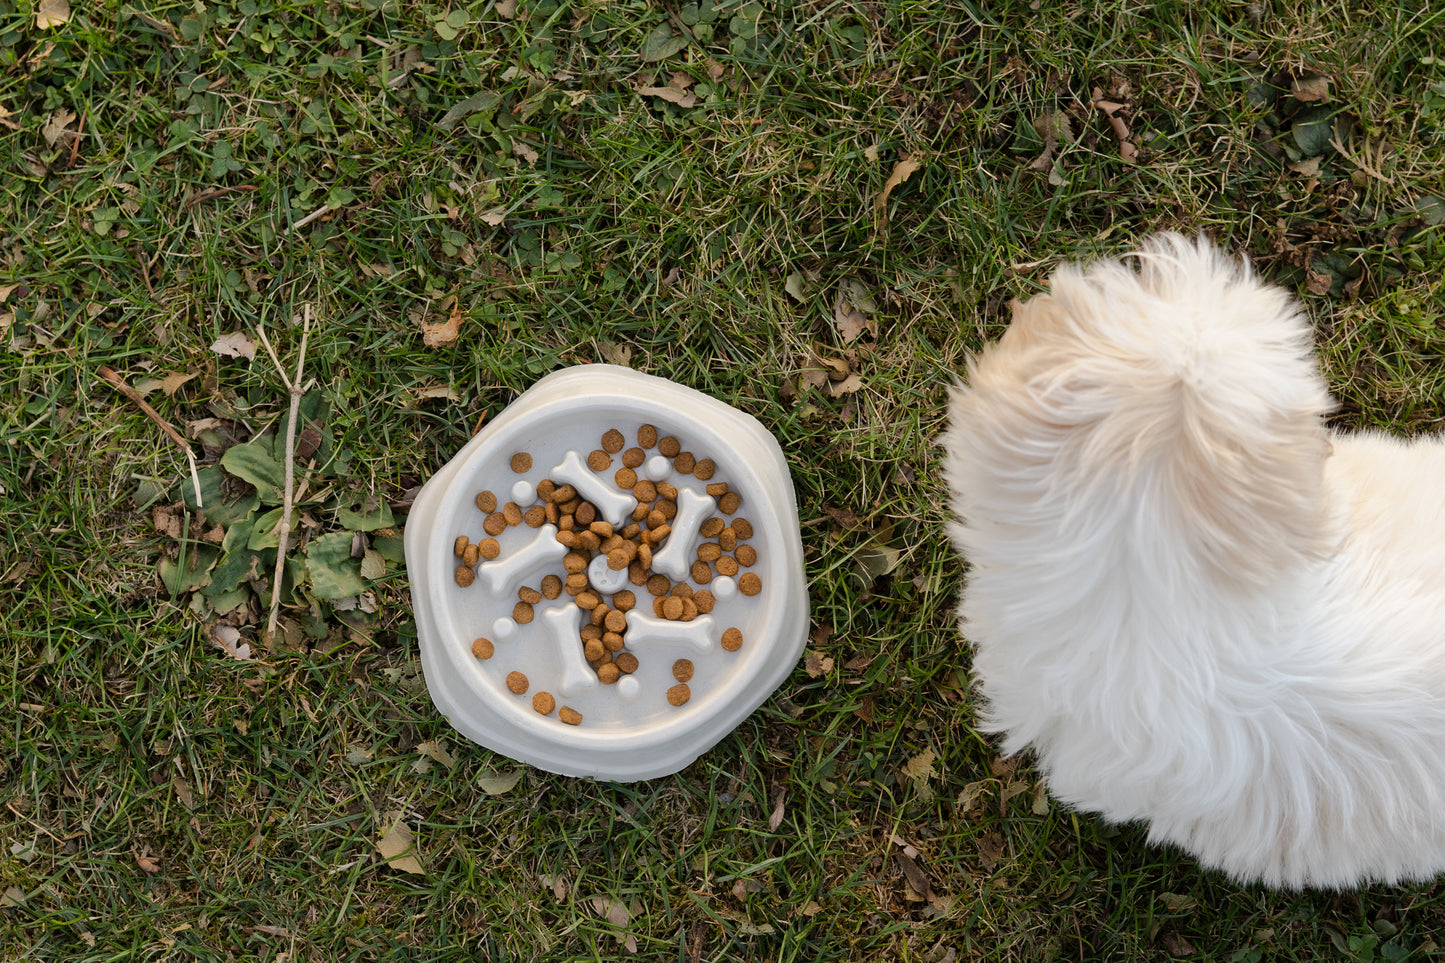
[
  {"left": 338, "top": 499, "right": 395, "bottom": 532},
  {"left": 221, "top": 439, "right": 285, "bottom": 504},
  {"left": 307, "top": 531, "right": 366, "bottom": 599},
  {"left": 640, "top": 24, "right": 688, "bottom": 61},
  {"left": 437, "top": 90, "right": 501, "bottom": 131},
  {"left": 183, "top": 465, "right": 260, "bottom": 525},
  {"left": 248, "top": 506, "right": 299, "bottom": 550}
]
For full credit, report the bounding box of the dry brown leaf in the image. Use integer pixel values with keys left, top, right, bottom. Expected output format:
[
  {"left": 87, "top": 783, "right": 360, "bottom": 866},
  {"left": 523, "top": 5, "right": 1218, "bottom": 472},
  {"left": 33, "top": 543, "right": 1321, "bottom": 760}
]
[
  {"left": 1292, "top": 74, "right": 1330, "bottom": 103},
  {"left": 1092, "top": 89, "right": 1138, "bottom": 164},
  {"left": 832, "top": 290, "right": 871, "bottom": 344},
  {"left": 896, "top": 851, "right": 933, "bottom": 899},
  {"left": 767, "top": 790, "right": 786, "bottom": 831},
  {"left": 804, "top": 650, "right": 834, "bottom": 678},
  {"left": 598, "top": 341, "right": 633, "bottom": 367},
  {"left": 136, "top": 854, "right": 161, "bottom": 874},
  {"left": 42, "top": 108, "right": 76, "bottom": 147},
  {"left": 512, "top": 140, "right": 539, "bottom": 164},
  {"left": 827, "top": 372, "right": 863, "bottom": 398},
  {"left": 210, "top": 331, "right": 256, "bottom": 360},
  {"left": 873, "top": 156, "right": 922, "bottom": 228},
  {"left": 481, "top": 211, "right": 506, "bottom": 227},
  {"left": 0, "top": 104, "right": 21, "bottom": 132},
  {"left": 35, "top": 0, "right": 70, "bottom": 28},
  {"left": 1306, "top": 270, "right": 1334, "bottom": 295},
  {"left": 376, "top": 812, "right": 425, "bottom": 875},
  {"left": 495, "top": 0, "right": 517, "bottom": 18},
  {"left": 415, "top": 739, "right": 457, "bottom": 769},
  {"left": 639, "top": 86, "right": 699, "bottom": 108},
  {"left": 1029, "top": 111, "right": 1071, "bottom": 171},
  {"left": 172, "top": 775, "right": 194, "bottom": 808},
  {"left": 421, "top": 296, "right": 464, "bottom": 348},
  {"left": 669, "top": 71, "right": 696, "bottom": 91},
  {"left": 414, "top": 384, "right": 460, "bottom": 403},
  {"left": 211, "top": 624, "right": 252, "bottom": 660},
  {"left": 136, "top": 370, "right": 199, "bottom": 397}
]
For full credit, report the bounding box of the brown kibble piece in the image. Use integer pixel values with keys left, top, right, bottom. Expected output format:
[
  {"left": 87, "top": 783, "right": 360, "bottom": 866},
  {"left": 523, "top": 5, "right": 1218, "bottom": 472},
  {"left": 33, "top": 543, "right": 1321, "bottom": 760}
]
[
  {"left": 667, "top": 683, "right": 691, "bottom": 707},
  {"left": 674, "top": 451, "right": 696, "bottom": 474},
  {"left": 653, "top": 597, "right": 666, "bottom": 617},
  {"left": 637, "top": 542, "right": 653, "bottom": 570},
  {"left": 564, "top": 553, "right": 588, "bottom": 574},
  {"left": 506, "top": 671, "right": 529, "bottom": 694},
  {"left": 518, "top": 586, "right": 542, "bottom": 605},
  {"left": 597, "top": 663, "right": 620, "bottom": 684},
  {"left": 454, "top": 535, "right": 470, "bottom": 557},
  {"left": 670, "top": 583, "right": 693, "bottom": 599},
  {"left": 601, "top": 428, "right": 625, "bottom": 453},
  {"left": 681, "top": 597, "right": 697, "bottom": 621},
  {"left": 463, "top": 543, "right": 481, "bottom": 567},
  {"left": 513, "top": 602, "right": 535, "bottom": 624},
  {"left": 693, "top": 590, "right": 716, "bottom": 613},
  {"left": 739, "top": 572, "right": 762, "bottom": 596},
  {"left": 716, "top": 555, "right": 739, "bottom": 577},
  {"left": 479, "top": 537, "right": 501, "bottom": 560},
  {"left": 536, "top": 479, "right": 556, "bottom": 500},
  {"left": 541, "top": 574, "right": 562, "bottom": 599},
  {"left": 658, "top": 435, "right": 681, "bottom": 457},
  {"left": 632, "top": 502, "right": 650, "bottom": 522},
  {"left": 604, "top": 609, "right": 627, "bottom": 633},
  {"left": 736, "top": 544, "right": 758, "bottom": 567},
  {"left": 575, "top": 502, "right": 596, "bottom": 526},
  {"left": 615, "top": 467, "right": 638, "bottom": 489},
  {"left": 691, "top": 561, "right": 714, "bottom": 584},
  {"left": 587, "top": 449, "right": 611, "bottom": 471},
  {"left": 697, "top": 542, "right": 722, "bottom": 562},
  {"left": 566, "top": 572, "right": 590, "bottom": 593},
  {"left": 706, "top": 482, "right": 729, "bottom": 498},
  {"left": 545, "top": 501, "right": 559, "bottom": 524},
  {"left": 556, "top": 530, "right": 578, "bottom": 549},
  {"left": 637, "top": 424, "right": 658, "bottom": 447},
  {"left": 559, "top": 706, "right": 583, "bottom": 726},
  {"left": 657, "top": 482, "right": 679, "bottom": 500},
  {"left": 524, "top": 504, "right": 547, "bottom": 527},
  {"left": 647, "top": 574, "right": 671, "bottom": 597},
  {"left": 719, "top": 528, "right": 738, "bottom": 552},
  {"left": 622, "top": 447, "right": 645, "bottom": 469},
  {"left": 699, "top": 517, "right": 725, "bottom": 538},
  {"left": 510, "top": 452, "right": 532, "bottom": 473},
  {"left": 648, "top": 524, "right": 672, "bottom": 544},
  {"left": 673, "top": 659, "right": 694, "bottom": 682},
  {"left": 615, "top": 653, "right": 639, "bottom": 674},
  {"left": 483, "top": 512, "right": 507, "bottom": 536},
  {"left": 590, "top": 520, "right": 614, "bottom": 538},
  {"left": 584, "top": 637, "right": 604, "bottom": 661},
  {"left": 632, "top": 480, "right": 657, "bottom": 502},
  {"left": 471, "top": 637, "right": 494, "bottom": 659},
  {"left": 629, "top": 560, "right": 648, "bottom": 585},
  {"left": 663, "top": 596, "right": 685, "bottom": 620},
  {"left": 533, "top": 691, "right": 556, "bottom": 715},
  {"left": 476, "top": 490, "right": 498, "bottom": 513},
  {"left": 693, "top": 459, "right": 716, "bottom": 480},
  {"left": 503, "top": 502, "right": 523, "bottom": 526},
  {"left": 602, "top": 632, "right": 624, "bottom": 652},
  {"left": 581, "top": 623, "right": 603, "bottom": 641},
  {"left": 455, "top": 565, "right": 475, "bottom": 587},
  {"left": 612, "top": 590, "right": 636, "bottom": 611},
  {"left": 721, "top": 627, "right": 743, "bottom": 651},
  {"left": 734, "top": 519, "right": 754, "bottom": 539},
  {"left": 578, "top": 530, "right": 601, "bottom": 552},
  {"left": 548, "top": 484, "right": 576, "bottom": 503},
  {"left": 590, "top": 604, "right": 609, "bottom": 627},
  {"left": 576, "top": 591, "right": 600, "bottom": 610},
  {"left": 657, "top": 499, "right": 677, "bottom": 520},
  {"left": 608, "top": 548, "right": 629, "bottom": 570},
  {"left": 719, "top": 491, "right": 742, "bottom": 514},
  {"left": 646, "top": 508, "right": 666, "bottom": 530}
]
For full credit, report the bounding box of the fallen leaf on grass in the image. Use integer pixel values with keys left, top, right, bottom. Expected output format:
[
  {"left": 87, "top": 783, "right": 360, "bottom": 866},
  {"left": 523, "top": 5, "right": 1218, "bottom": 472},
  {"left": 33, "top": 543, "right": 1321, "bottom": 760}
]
[
  {"left": 1028, "top": 111, "right": 1072, "bottom": 171},
  {"left": 376, "top": 812, "right": 425, "bottom": 875},
  {"left": 1289, "top": 156, "right": 1322, "bottom": 177},
  {"left": 1092, "top": 89, "right": 1138, "bottom": 164},
  {"left": 901, "top": 747, "right": 937, "bottom": 800},
  {"left": 1031, "top": 781, "right": 1050, "bottom": 815},
  {"left": 136, "top": 854, "right": 162, "bottom": 874},
  {"left": 478, "top": 767, "right": 525, "bottom": 795},
  {"left": 784, "top": 271, "right": 815, "bottom": 303},
  {"left": 480, "top": 211, "right": 506, "bottom": 227},
  {"left": 832, "top": 288, "right": 873, "bottom": 344},
  {"left": 896, "top": 850, "right": 933, "bottom": 901},
  {"left": 639, "top": 86, "right": 699, "bottom": 108},
  {"left": 135, "top": 370, "right": 198, "bottom": 397},
  {"left": 767, "top": 790, "right": 787, "bottom": 831},
  {"left": 210, "top": 624, "right": 252, "bottom": 660},
  {"left": 415, "top": 739, "right": 457, "bottom": 769},
  {"left": 1, "top": 886, "right": 25, "bottom": 908},
  {"left": 873, "top": 155, "right": 923, "bottom": 229},
  {"left": 420, "top": 296, "right": 463, "bottom": 348},
  {"left": 598, "top": 341, "right": 633, "bottom": 367},
  {"left": 496, "top": 0, "right": 517, "bottom": 17},
  {"left": 35, "top": 0, "right": 70, "bottom": 29},
  {"left": 42, "top": 108, "right": 76, "bottom": 147},
  {"left": 211, "top": 331, "right": 256, "bottom": 360},
  {"left": 804, "top": 650, "right": 834, "bottom": 678},
  {"left": 413, "top": 384, "right": 460, "bottom": 403},
  {"left": 436, "top": 90, "right": 501, "bottom": 131},
  {"left": 173, "top": 775, "right": 194, "bottom": 808},
  {"left": 976, "top": 832, "right": 1006, "bottom": 872},
  {"left": 827, "top": 372, "right": 863, "bottom": 398},
  {"left": 1291, "top": 73, "right": 1330, "bottom": 103}
]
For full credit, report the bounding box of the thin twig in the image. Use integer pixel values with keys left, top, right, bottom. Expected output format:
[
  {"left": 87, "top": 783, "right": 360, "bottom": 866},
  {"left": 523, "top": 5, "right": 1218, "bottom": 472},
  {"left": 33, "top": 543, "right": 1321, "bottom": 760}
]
[
  {"left": 287, "top": 205, "right": 331, "bottom": 235},
  {"left": 97, "top": 365, "right": 203, "bottom": 508},
  {"left": 258, "top": 307, "right": 315, "bottom": 644}
]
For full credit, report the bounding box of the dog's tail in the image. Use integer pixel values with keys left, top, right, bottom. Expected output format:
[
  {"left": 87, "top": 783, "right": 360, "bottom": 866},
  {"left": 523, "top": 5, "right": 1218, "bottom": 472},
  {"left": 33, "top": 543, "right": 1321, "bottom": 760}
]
[{"left": 950, "top": 234, "right": 1336, "bottom": 588}]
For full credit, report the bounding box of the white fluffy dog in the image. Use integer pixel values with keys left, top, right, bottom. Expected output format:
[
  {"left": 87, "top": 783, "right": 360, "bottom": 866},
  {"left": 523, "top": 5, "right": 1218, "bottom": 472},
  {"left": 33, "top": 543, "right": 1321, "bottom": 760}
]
[{"left": 943, "top": 234, "right": 1445, "bottom": 888}]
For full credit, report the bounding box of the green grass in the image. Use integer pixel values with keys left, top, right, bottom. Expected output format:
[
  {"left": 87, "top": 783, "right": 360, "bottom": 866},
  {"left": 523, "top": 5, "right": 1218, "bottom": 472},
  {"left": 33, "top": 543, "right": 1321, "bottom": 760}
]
[{"left": 2, "top": 0, "right": 1444, "bottom": 959}]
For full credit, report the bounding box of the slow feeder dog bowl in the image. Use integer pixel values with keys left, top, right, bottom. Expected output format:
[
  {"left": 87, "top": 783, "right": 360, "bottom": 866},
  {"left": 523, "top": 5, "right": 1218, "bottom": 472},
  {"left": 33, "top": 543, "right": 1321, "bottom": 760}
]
[{"left": 405, "top": 365, "right": 808, "bottom": 781}]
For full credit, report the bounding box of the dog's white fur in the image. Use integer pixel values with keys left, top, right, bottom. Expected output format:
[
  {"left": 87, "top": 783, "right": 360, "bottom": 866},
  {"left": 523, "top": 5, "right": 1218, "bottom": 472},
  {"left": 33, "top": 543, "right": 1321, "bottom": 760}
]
[{"left": 943, "top": 234, "right": 1445, "bottom": 888}]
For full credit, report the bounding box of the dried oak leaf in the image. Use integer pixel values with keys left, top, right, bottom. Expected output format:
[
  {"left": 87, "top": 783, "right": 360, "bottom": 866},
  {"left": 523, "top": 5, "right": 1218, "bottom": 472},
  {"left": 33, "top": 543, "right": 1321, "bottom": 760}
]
[
  {"left": 376, "top": 812, "right": 425, "bottom": 875},
  {"left": 211, "top": 331, "right": 256, "bottom": 360},
  {"left": 874, "top": 155, "right": 923, "bottom": 229},
  {"left": 420, "top": 296, "right": 464, "bottom": 348}
]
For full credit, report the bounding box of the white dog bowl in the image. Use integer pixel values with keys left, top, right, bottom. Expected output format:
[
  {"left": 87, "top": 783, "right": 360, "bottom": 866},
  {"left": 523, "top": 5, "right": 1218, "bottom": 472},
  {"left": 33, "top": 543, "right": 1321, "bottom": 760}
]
[{"left": 404, "top": 365, "right": 809, "bottom": 781}]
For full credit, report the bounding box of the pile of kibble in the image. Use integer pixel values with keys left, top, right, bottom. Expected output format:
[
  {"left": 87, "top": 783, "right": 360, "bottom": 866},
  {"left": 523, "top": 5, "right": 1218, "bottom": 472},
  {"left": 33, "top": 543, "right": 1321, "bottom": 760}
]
[{"left": 450, "top": 424, "right": 758, "bottom": 726}]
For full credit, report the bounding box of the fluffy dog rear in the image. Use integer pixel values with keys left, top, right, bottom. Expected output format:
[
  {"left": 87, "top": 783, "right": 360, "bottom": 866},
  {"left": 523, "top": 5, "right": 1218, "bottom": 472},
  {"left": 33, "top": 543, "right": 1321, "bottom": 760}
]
[{"left": 943, "top": 235, "right": 1445, "bottom": 887}]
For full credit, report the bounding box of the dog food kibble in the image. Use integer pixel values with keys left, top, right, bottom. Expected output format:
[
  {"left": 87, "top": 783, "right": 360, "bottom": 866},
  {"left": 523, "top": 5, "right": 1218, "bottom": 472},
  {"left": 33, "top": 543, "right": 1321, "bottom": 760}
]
[
  {"left": 601, "top": 428, "right": 625, "bottom": 453},
  {"left": 699, "top": 517, "right": 725, "bottom": 538},
  {"left": 667, "top": 684, "right": 691, "bottom": 706},
  {"left": 518, "top": 586, "right": 543, "bottom": 605},
  {"left": 607, "top": 548, "right": 629, "bottom": 570},
  {"left": 615, "top": 467, "right": 638, "bottom": 489},
  {"left": 673, "top": 659, "right": 694, "bottom": 682},
  {"left": 597, "top": 663, "right": 620, "bottom": 684},
  {"left": 506, "top": 671, "right": 529, "bottom": 694},
  {"left": 736, "top": 544, "right": 758, "bottom": 567},
  {"left": 587, "top": 449, "right": 611, "bottom": 471},
  {"left": 691, "top": 561, "right": 713, "bottom": 584},
  {"left": 662, "top": 596, "right": 685, "bottom": 620},
  {"left": 705, "top": 482, "right": 729, "bottom": 498},
  {"left": 454, "top": 535, "right": 470, "bottom": 557},
  {"left": 615, "top": 652, "right": 639, "bottom": 674},
  {"left": 717, "top": 528, "right": 736, "bottom": 552},
  {"left": 646, "top": 574, "right": 671, "bottom": 597},
  {"left": 510, "top": 452, "right": 532, "bottom": 473},
  {"left": 566, "top": 573, "right": 589, "bottom": 593},
  {"left": 559, "top": 706, "right": 583, "bottom": 726},
  {"left": 576, "top": 591, "right": 600, "bottom": 610},
  {"left": 693, "top": 458, "right": 716, "bottom": 480},
  {"left": 575, "top": 502, "right": 597, "bottom": 526},
  {"left": 513, "top": 602, "right": 535, "bottom": 624},
  {"left": 674, "top": 452, "right": 696, "bottom": 475},
  {"left": 472, "top": 637, "right": 495, "bottom": 659},
  {"left": 503, "top": 502, "right": 523, "bottom": 526},
  {"left": 476, "top": 490, "right": 498, "bottom": 513},
  {"left": 548, "top": 483, "right": 576, "bottom": 503},
  {"left": 738, "top": 572, "right": 762, "bottom": 596},
  {"left": 455, "top": 565, "right": 475, "bottom": 587},
  {"left": 697, "top": 542, "right": 722, "bottom": 562},
  {"left": 612, "top": 590, "right": 636, "bottom": 611},
  {"left": 541, "top": 574, "right": 562, "bottom": 599},
  {"left": 463, "top": 543, "right": 481, "bottom": 567},
  {"left": 733, "top": 519, "right": 753, "bottom": 539},
  {"left": 483, "top": 512, "right": 507, "bottom": 536},
  {"left": 584, "top": 637, "right": 605, "bottom": 661},
  {"left": 622, "top": 447, "right": 645, "bottom": 469},
  {"left": 670, "top": 582, "right": 693, "bottom": 599},
  {"left": 693, "top": 589, "right": 716, "bottom": 613},
  {"left": 658, "top": 435, "right": 681, "bottom": 457},
  {"left": 602, "top": 631, "right": 624, "bottom": 651},
  {"left": 718, "top": 492, "right": 741, "bottom": 514},
  {"left": 721, "top": 627, "right": 743, "bottom": 651},
  {"left": 637, "top": 424, "right": 658, "bottom": 447},
  {"left": 533, "top": 691, "right": 556, "bottom": 715},
  {"left": 604, "top": 609, "right": 627, "bottom": 633},
  {"left": 536, "top": 479, "right": 556, "bottom": 500},
  {"left": 479, "top": 537, "right": 501, "bottom": 560},
  {"left": 657, "top": 482, "right": 679, "bottom": 500},
  {"left": 716, "top": 556, "right": 739, "bottom": 577},
  {"left": 524, "top": 505, "right": 547, "bottom": 527}
]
